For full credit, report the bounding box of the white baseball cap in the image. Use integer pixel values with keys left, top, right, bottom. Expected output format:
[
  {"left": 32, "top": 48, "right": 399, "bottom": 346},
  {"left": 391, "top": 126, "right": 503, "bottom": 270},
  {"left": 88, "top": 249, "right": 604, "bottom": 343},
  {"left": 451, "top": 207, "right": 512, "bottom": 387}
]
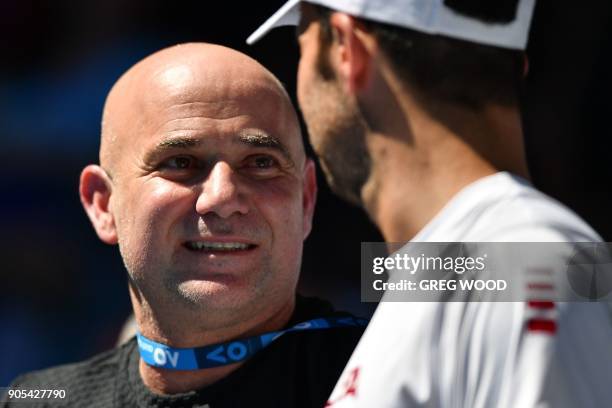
[{"left": 247, "top": 0, "right": 536, "bottom": 50}]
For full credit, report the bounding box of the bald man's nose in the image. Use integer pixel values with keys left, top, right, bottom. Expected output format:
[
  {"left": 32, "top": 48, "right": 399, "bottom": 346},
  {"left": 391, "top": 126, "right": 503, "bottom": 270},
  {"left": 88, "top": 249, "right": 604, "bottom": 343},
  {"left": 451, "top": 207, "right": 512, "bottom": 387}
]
[{"left": 195, "top": 162, "right": 249, "bottom": 218}]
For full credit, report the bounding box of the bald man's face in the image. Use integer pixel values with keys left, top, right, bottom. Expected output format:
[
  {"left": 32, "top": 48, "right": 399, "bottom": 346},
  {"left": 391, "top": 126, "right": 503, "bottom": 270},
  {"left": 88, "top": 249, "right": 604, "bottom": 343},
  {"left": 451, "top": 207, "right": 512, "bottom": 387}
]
[{"left": 94, "top": 57, "right": 315, "bottom": 322}]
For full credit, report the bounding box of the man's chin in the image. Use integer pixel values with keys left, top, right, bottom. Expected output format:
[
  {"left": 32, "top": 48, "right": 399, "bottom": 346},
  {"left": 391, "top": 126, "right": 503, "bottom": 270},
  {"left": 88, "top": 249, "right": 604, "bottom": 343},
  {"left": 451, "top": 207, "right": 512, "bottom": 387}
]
[
  {"left": 178, "top": 277, "right": 270, "bottom": 311},
  {"left": 175, "top": 277, "right": 247, "bottom": 303},
  {"left": 319, "top": 159, "right": 364, "bottom": 207}
]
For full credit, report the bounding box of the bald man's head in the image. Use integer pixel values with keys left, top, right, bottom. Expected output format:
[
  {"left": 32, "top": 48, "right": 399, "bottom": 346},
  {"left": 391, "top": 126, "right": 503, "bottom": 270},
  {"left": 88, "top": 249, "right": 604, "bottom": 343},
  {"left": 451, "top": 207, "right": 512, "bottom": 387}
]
[
  {"left": 100, "top": 43, "right": 302, "bottom": 176},
  {"left": 80, "top": 43, "right": 317, "bottom": 327}
]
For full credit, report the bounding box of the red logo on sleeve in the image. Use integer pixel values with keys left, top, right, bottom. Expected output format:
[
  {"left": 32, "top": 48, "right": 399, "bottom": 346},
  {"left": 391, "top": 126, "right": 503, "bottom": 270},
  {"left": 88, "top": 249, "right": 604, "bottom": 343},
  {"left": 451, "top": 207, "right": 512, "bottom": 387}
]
[{"left": 325, "top": 367, "right": 360, "bottom": 407}]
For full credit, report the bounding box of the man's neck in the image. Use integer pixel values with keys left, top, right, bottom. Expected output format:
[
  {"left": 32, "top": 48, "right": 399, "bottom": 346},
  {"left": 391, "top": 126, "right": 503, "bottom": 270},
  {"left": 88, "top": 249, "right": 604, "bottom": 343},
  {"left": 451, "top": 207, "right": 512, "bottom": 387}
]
[
  {"left": 362, "top": 103, "right": 527, "bottom": 242},
  {"left": 134, "top": 295, "right": 295, "bottom": 395},
  {"left": 139, "top": 360, "right": 242, "bottom": 395}
]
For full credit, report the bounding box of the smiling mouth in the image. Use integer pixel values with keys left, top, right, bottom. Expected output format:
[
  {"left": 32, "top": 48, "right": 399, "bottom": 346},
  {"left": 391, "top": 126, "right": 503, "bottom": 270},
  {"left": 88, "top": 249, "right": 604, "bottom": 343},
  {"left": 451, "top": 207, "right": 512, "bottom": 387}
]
[{"left": 184, "top": 242, "right": 256, "bottom": 252}]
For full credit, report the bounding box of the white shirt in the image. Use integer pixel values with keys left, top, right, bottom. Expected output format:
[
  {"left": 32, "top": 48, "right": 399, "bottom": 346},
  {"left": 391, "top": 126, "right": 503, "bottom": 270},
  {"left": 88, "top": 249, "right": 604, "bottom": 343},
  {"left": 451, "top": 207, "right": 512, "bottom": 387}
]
[{"left": 327, "top": 172, "right": 612, "bottom": 408}]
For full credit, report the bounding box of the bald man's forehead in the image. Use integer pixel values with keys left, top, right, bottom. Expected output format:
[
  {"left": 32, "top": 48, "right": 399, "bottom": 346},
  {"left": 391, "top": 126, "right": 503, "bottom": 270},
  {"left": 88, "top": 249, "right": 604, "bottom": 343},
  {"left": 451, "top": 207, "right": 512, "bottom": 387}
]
[
  {"left": 141, "top": 66, "right": 296, "bottom": 136},
  {"left": 100, "top": 43, "right": 304, "bottom": 174},
  {"left": 146, "top": 65, "right": 281, "bottom": 106},
  {"left": 102, "top": 67, "right": 303, "bottom": 174},
  {"left": 151, "top": 64, "right": 195, "bottom": 95}
]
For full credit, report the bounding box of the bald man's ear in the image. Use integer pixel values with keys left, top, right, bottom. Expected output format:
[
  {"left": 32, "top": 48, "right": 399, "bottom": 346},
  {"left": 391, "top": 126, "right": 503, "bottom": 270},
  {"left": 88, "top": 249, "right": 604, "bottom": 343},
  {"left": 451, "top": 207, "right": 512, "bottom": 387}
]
[
  {"left": 302, "top": 158, "right": 318, "bottom": 239},
  {"left": 329, "top": 12, "right": 374, "bottom": 94},
  {"left": 79, "top": 165, "right": 118, "bottom": 245}
]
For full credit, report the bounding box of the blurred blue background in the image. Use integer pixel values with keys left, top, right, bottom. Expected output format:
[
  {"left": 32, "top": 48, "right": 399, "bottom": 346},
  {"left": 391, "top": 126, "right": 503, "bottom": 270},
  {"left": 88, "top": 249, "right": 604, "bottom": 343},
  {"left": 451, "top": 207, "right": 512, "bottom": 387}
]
[{"left": 1, "top": 0, "right": 611, "bottom": 386}]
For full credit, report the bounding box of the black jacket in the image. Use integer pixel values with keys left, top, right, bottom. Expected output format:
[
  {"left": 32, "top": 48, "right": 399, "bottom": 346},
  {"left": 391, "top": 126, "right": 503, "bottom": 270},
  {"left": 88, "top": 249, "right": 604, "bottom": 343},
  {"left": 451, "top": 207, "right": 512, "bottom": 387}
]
[{"left": 2, "top": 296, "right": 365, "bottom": 408}]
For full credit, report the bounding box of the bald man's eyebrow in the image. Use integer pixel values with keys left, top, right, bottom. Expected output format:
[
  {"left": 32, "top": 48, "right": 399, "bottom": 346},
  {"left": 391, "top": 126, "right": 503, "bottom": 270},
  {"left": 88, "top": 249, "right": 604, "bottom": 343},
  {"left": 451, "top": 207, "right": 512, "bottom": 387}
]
[
  {"left": 142, "top": 136, "right": 201, "bottom": 165},
  {"left": 142, "top": 133, "right": 296, "bottom": 168},
  {"left": 157, "top": 136, "right": 201, "bottom": 149},
  {"left": 238, "top": 131, "right": 293, "bottom": 165}
]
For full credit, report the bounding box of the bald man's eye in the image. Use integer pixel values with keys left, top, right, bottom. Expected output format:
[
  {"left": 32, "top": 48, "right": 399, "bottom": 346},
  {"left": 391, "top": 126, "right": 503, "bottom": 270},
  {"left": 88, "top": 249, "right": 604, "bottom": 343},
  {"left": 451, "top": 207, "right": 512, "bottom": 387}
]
[
  {"left": 161, "top": 156, "right": 198, "bottom": 170},
  {"left": 242, "top": 154, "right": 282, "bottom": 177},
  {"left": 254, "top": 156, "right": 275, "bottom": 168}
]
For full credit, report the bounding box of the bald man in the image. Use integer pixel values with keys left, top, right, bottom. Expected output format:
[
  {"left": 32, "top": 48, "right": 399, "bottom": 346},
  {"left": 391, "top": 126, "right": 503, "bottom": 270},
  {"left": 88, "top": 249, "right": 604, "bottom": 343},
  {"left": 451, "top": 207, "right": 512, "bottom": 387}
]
[{"left": 1, "top": 43, "right": 365, "bottom": 408}]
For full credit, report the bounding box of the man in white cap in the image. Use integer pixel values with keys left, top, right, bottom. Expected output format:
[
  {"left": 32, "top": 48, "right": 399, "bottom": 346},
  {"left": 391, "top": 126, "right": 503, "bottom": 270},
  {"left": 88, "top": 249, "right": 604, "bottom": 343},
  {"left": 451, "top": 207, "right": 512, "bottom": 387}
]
[{"left": 249, "top": 0, "right": 612, "bottom": 406}]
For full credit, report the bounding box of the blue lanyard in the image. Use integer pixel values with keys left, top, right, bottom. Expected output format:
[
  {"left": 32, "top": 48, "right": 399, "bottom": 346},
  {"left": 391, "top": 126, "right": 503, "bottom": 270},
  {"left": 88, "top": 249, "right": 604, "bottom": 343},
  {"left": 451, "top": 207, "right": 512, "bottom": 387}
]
[{"left": 137, "top": 316, "right": 368, "bottom": 370}]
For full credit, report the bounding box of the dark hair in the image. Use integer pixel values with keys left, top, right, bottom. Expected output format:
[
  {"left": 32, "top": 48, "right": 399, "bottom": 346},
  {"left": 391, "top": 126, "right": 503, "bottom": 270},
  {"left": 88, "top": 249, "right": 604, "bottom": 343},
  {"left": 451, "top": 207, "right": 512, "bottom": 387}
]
[{"left": 313, "top": 1, "right": 524, "bottom": 111}]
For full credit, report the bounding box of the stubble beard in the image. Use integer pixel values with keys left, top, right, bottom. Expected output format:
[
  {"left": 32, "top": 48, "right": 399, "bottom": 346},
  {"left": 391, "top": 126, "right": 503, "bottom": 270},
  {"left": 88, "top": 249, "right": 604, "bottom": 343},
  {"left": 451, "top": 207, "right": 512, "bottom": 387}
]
[
  {"left": 302, "top": 76, "right": 372, "bottom": 207},
  {"left": 127, "top": 260, "right": 278, "bottom": 333}
]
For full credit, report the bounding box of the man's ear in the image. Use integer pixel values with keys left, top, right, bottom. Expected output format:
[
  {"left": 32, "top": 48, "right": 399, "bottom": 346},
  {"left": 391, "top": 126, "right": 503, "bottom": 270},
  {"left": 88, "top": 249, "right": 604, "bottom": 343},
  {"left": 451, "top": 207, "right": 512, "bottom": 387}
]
[
  {"left": 302, "top": 158, "right": 318, "bottom": 240},
  {"left": 329, "top": 12, "right": 374, "bottom": 94},
  {"left": 79, "top": 165, "right": 118, "bottom": 244}
]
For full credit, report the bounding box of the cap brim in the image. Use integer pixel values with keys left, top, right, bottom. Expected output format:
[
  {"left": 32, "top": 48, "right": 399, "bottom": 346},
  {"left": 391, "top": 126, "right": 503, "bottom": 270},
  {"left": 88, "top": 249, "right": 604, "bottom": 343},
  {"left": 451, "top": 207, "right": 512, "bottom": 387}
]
[{"left": 247, "top": 0, "right": 301, "bottom": 45}]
